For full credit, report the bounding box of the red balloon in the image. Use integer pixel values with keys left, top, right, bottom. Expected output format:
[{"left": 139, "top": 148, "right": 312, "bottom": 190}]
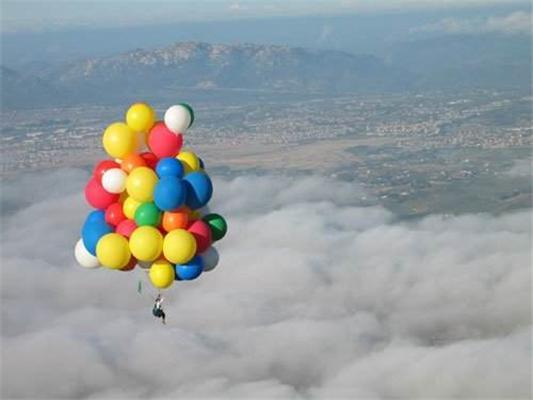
[
  {"left": 121, "top": 256, "right": 137, "bottom": 271},
  {"left": 148, "top": 122, "right": 183, "bottom": 158},
  {"left": 188, "top": 219, "right": 212, "bottom": 253},
  {"left": 116, "top": 219, "right": 137, "bottom": 238},
  {"left": 105, "top": 202, "right": 126, "bottom": 226},
  {"left": 140, "top": 151, "right": 159, "bottom": 169},
  {"left": 157, "top": 224, "right": 167, "bottom": 235},
  {"left": 93, "top": 160, "right": 120, "bottom": 182},
  {"left": 85, "top": 177, "right": 119, "bottom": 209}
]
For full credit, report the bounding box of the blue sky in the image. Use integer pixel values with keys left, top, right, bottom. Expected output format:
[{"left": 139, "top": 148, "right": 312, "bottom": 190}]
[{"left": 1, "top": 0, "right": 528, "bottom": 32}]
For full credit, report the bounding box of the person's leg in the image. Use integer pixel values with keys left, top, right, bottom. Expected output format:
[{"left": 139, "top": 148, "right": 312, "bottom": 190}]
[{"left": 161, "top": 311, "right": 166, "bottom": 324}]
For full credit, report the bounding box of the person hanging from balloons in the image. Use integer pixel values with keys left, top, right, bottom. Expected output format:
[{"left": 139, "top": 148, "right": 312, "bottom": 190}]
[
  {"left": 152, "top": 293, "right": 166, "bottom": 324},
  {"left": 74, "top": 101, "right": 228, "bottom": 318}
]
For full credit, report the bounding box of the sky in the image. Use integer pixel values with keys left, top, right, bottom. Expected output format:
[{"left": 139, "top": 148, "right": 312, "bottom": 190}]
[
  {"left": 1, "top": 167, "right": 531, "bottom": 398},
  {"left": 1, "top": 0, "right": 529, "bottom": 32},
  {"left": 413, "top": 10, "right": 531, "bottom": 34}
]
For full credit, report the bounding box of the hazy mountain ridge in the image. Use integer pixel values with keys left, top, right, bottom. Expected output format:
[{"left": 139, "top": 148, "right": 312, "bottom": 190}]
[
  {"left": 2, "top": 42, "right": 413, "bottom": 108},
  {"left": 1, "top": 65, "right": 61, "bottom": 108},
  {"left": 49, "top": 41, "right": 410, "bottom": 91},
  {"left": 1, "top": 37, "right": 530, "bottom": 109},
  {"left": 389, "top": 34, "right": 531, "bottom": 90}
]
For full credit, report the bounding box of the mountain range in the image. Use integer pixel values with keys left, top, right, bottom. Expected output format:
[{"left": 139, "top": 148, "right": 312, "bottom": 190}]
[{"left": 1, "top": 39, "right": 530, "bottom": 109}]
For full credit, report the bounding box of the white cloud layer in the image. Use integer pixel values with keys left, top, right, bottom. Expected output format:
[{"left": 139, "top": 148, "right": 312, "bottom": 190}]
[
  {"left": 413, "top": 11, "right": 531, "bottom": 35},
  {"left": 1, "top": 169, "right": 531, "bottom": 398}
]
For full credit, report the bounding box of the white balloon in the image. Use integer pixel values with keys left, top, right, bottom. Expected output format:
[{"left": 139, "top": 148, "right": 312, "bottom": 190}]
[
  {"left": 200, "top": 247, "right": 219, "bottom": 272},
  {"left": 74, "top": 239, "right": 100, "bottom": 268},
  {"left": 164, "top": 105, "right": 191, "bottom": 135},
  {"left": 101, "top": 168, "right": 127, "bottom": 194}
]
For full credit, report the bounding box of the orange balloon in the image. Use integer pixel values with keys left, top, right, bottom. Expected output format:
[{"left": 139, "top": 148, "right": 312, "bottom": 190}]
[
  {"left": 162, "top": 209, "right": 190, "bottom": 232},
  {"left": 121, "top": 153, "right": 147, "bottom": 173}
]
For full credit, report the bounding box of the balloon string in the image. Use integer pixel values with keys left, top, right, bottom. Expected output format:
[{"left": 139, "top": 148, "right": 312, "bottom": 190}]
[{"left": 137, "top": 273, "right": 169, "bottom": 304}]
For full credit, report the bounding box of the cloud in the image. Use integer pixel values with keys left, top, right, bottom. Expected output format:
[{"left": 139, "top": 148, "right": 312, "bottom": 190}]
[
  {"left": 1, "top": 169, "right": 531, "bottom": 398},
  {"left": 228, "top": 2, "right": 246, "bottom": 12},
  {"left": 413, "top": 11, "right": 531, "bottom": 35},
  {"left": 314, "top": 328, "right": 530, "bottom": 398}
]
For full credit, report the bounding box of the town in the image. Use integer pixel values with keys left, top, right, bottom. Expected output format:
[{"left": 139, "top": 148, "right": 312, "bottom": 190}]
[{"left": 2, "top": 89, "right": 531, "bottom": 217}]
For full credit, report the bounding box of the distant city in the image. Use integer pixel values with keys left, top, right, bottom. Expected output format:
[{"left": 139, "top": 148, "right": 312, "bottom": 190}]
[{"left": 2, "top": 88, "right": 530, "bottom": 218}]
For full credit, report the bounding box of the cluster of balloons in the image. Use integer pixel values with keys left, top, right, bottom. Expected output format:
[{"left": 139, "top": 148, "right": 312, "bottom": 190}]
[{"left": 75, "top": 102, "right": 228, "bottom": 289}]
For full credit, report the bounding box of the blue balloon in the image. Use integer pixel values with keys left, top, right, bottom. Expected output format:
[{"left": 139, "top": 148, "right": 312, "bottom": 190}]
[
  {"left": 81, "top": 213, "right": 113, "bottom": 256},
  {"left": 175, "top": 256, "right": 204, "bottom": 280},
  {"left": 156, "top": 157, "right": 184, "bottom": 178},
  {"left": 84, "top": 210, "right": 106, "bottom": 225},
  {"left": 183, "top": 172, "right": 213, "bottom": 210},
  {"left": 154, "top": 176, "right": 186, "bottom": 211}
]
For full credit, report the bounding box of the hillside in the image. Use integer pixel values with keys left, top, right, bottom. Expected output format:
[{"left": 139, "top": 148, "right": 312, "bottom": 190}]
[{"left": 2, "top": 42, "right": 412, "bottom": 108}]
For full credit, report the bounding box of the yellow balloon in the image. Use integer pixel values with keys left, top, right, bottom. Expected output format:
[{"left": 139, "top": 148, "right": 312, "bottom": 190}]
[
  {"left": 176, "top": 151, "right": 200, "bottom": 175},
  {"left": 102, "top": 122, "right": 137, "bottom": 159},
  {"left": 126, "top": 102, "right": 156, "bottom": 133},
  {"left": 129, "top": 226, "right": 163, "bottom": 261},
  {"left": 96, "top": 233, "right": 131, "bottom": 269},
  {"left": 123, "top": 196, "right": 141, "bottom": 219},
  {"left": 163, "top": 229, "right": 197, "bottom": 264},
  {"left": 149, "top": 259, "right": 175, "bottom": 289},
  {"left": 126, "top": 167, "right": 158, "bottom": 202}
]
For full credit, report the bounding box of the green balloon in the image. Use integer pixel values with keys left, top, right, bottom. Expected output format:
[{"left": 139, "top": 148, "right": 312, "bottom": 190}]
[
  {"left": 181, "top": 103, "right": 195, "bottom": 128},
  {"left": 135, "top": 202, "right": 161, "bottom": 227},
  {"left": 203, "top": 213, "right": 227, "bottom": 241}
]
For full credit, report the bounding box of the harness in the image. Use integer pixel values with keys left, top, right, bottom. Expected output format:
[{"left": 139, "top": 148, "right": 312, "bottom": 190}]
[{"left": 152, "top": 306, "right": 164, "bottom": 317}]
